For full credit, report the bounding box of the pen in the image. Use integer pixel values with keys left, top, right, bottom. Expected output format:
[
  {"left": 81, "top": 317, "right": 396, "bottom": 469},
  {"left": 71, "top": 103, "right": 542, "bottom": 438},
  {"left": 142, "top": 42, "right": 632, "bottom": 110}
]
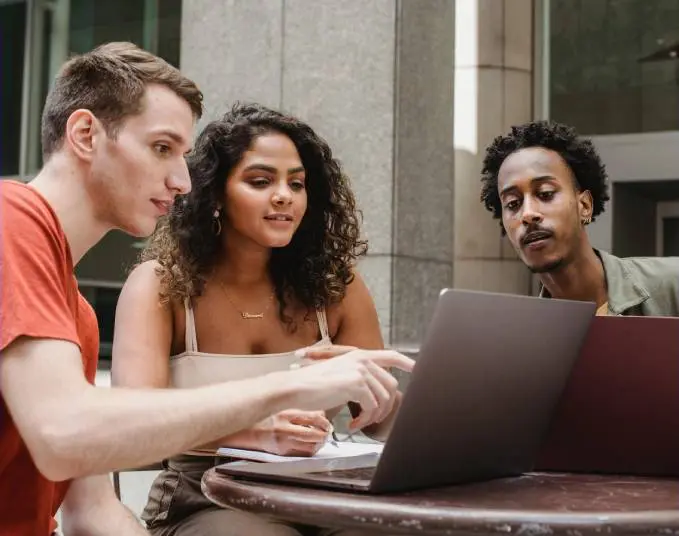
[{"left": 324, "top": 427, "right": 339, "bottom": 447}]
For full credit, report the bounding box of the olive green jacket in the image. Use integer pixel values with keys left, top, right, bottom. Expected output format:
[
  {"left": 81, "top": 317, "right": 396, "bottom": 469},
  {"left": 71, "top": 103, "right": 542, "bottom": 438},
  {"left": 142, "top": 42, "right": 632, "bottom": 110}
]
[{"left": 541, "top": 249, "right": 679, "bottom": 316}]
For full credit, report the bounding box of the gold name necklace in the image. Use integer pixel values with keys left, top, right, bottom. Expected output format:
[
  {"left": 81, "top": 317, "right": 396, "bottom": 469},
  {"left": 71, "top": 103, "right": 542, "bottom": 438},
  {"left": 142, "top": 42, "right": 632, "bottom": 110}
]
[{"left": 217, "top": 280, "right": 275, "bottom": 320}]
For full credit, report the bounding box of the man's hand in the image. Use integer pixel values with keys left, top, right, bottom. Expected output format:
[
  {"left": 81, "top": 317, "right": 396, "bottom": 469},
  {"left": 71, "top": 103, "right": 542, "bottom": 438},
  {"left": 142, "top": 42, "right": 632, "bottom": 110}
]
[
  {"left": 294, "top": 344, "right": 358, "bottom": 362},
  {"left": 293, "top": 346, "right": 409, "bottom": 432},
  {"left": 279, "top": 349, "right": 414, "bottom": 431},
  {"left": 253, "top": 410, "right": 332, "bottom": 456}
]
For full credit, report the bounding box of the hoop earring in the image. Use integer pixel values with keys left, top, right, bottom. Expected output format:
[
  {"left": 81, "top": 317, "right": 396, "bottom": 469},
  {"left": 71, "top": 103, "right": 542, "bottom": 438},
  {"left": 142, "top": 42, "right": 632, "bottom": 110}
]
[
  {"left": 213, "top": 209, "right": 222, "bottom": 236},
  {"left": 582, "top": 216, "right": 591, "bottom": 225}
]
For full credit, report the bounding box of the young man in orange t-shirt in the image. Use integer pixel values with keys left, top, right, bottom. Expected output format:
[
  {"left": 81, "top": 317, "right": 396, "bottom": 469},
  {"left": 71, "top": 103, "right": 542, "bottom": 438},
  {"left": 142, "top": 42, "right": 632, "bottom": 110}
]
[{"left": 0, "top": 43, "right": 413, "bottom": 535}]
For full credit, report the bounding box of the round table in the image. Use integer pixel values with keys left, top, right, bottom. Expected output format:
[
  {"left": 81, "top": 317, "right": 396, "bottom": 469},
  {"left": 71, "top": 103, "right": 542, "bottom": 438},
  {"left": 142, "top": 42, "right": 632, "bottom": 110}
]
[{"left": 202, "top": 469, "right": 679, "bottom": 535}]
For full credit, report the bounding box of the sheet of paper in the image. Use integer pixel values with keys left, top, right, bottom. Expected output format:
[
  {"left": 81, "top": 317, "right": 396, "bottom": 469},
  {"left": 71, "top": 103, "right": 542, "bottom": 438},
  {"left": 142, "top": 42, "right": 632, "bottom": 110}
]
[{"left": 217, "top": 440, "right": 383, "bottom": 463}]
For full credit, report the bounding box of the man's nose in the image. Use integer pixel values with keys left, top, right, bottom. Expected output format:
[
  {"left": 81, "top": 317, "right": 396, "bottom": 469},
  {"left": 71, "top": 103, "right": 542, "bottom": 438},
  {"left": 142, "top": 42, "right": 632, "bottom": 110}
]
[
  {"left": 168, "top": 160, "right": 192, "bottom": 195},
  {"left": 521, "top": 197, "right": 543, "bottom": 224}
]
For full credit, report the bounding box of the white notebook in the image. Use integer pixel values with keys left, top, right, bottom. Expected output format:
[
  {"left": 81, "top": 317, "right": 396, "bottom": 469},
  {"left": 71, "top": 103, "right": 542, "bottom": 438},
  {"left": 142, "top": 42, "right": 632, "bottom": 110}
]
[{"left": 217, "top": 440, "right": 383, "bottom": 463}]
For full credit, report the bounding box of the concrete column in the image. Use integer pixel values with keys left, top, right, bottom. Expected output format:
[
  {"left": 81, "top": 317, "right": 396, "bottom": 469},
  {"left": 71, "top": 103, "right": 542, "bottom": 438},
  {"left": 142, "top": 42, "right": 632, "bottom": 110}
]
[
  {"left": 181, "top": 0, "right": 455, "bottom": 346},
  {"left": 453, "top": 0, "right": 534, "bottom": 294}
]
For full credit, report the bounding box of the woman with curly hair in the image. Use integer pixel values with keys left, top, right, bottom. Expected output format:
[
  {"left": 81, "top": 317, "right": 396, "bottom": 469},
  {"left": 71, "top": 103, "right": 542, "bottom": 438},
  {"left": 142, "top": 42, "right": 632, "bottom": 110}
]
[{"left": 111, "top": 103, "right": 399, "bottom": 535}]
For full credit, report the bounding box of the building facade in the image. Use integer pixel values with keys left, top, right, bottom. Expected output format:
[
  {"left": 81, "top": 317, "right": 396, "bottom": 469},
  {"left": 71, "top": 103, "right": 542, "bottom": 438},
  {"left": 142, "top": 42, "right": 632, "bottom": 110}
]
[
  {"left": 543, "top": 0, "right": 679, "bottom": 262},
  {"left": 3, "top": 0, "right": 676, "bottom": 360}
]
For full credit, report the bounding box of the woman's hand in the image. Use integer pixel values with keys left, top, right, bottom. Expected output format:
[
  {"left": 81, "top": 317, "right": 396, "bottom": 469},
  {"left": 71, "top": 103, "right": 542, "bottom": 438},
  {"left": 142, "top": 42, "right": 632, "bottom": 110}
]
[{"left": 252, "top": 409, "right": 333, "bottom": 456}]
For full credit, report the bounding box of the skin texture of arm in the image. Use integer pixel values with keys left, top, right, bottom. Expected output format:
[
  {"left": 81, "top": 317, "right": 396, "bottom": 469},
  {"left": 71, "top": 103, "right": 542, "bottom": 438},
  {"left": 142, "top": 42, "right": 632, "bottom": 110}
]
[
  {"left": 0, "top": 336, "right": 296, "bottom": 482},
  {"left": 60, "top": 475, "right": 148, "bottom": 535},
  {"left": 2, "top": 331, "right": 412, "bottom": 482}
]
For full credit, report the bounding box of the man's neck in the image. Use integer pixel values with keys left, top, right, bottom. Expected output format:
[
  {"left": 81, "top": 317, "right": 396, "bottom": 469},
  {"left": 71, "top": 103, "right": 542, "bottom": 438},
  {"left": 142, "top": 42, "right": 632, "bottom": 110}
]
[
  {"left": 29, "top": 155, "right": 109, "bottom": 265},
  {"left": 539, "top": 244, "right": 608, "bottom": 307}
]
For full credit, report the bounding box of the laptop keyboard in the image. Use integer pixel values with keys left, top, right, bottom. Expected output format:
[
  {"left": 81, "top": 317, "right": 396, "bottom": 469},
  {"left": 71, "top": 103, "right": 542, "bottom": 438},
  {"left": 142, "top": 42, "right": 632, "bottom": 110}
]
[{"left": 309, "top": 466, "right": 376, "bottom": 480}]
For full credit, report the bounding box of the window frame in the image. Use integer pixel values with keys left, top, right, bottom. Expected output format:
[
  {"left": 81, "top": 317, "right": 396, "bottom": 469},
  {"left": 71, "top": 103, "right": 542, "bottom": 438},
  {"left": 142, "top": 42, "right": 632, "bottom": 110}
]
[{"left": 5, "top": 0, "right": 169, "bottom": 182}]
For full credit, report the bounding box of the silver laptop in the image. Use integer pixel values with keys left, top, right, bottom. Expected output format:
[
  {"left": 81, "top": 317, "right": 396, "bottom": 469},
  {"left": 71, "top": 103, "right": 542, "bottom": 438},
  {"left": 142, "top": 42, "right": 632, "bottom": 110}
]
[{"left": 217, "top": 289, "right": 596, "bottom": 494}]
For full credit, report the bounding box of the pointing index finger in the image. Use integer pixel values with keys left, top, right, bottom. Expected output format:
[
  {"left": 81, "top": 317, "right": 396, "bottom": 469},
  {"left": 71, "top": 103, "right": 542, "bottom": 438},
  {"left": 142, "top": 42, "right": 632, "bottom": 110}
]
[{"left": 368, "top": 352, "right": 415, "bottom": 372}]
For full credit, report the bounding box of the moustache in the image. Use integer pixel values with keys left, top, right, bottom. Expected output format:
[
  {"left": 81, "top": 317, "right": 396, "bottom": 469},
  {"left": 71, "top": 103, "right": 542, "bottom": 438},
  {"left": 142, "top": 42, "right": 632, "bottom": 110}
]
[{"left": 521, "top": 226, "right": 554, "bottom": 246}]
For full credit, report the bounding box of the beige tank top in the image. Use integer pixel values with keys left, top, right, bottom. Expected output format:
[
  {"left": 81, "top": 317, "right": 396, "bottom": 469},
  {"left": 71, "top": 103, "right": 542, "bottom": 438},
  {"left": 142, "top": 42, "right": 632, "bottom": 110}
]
[{"left": 169, "top": 299, "right": 332, "bottom": 388}]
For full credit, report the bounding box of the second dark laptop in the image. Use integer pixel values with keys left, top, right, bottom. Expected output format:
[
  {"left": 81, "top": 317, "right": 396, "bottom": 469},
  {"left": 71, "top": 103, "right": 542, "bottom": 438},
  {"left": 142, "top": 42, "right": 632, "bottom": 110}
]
[
  {"left": 217, "top": 289, "right": 596, "bottom": 493},
  {"left": 536, "top": 315, "right": 679, "bottom": 477}
]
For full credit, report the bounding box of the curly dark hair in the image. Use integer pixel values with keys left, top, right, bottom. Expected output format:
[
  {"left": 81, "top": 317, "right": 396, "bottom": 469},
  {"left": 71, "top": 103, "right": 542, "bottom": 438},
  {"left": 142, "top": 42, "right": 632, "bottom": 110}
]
[
  {"left": 141, "top": 102, "right": 367, "bottom": 324},
  {"left": 480, "top": 120, "right": 610, "bottom": 232}
]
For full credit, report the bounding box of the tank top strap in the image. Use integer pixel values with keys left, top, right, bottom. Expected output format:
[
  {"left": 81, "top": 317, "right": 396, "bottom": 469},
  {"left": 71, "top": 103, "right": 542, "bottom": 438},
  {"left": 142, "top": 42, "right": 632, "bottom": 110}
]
[
  {"left": 184, "top": 298, "right": 199, "bottom": 353},
  {"left": 315, "top": 308, "right": 331, "bottom": 341}
]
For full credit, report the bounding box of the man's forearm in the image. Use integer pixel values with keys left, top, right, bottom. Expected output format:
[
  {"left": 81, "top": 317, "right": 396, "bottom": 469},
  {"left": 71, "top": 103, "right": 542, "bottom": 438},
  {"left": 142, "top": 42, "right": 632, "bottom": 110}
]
[
  {"left": 45, "top": 373, "right": 294, "bottom": 481},
  {"left": 9, "top": 340, "right": 414, "bottom": 482},
  {"left": 196, "top": 426, "right": 263, "bottom": 451}
]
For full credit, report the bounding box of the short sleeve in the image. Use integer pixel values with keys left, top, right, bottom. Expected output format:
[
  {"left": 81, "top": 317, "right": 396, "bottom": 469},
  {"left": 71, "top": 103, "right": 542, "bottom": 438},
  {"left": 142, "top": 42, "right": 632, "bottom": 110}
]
[{"left": 0, "top": 185, "right": 79, "bottom": 352}]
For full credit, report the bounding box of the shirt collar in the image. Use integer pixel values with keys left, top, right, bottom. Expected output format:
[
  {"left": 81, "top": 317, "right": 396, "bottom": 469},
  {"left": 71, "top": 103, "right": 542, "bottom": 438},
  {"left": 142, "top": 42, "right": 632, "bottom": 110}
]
[{"left": 538, "top": 249, "right": 649, "bottom": 315}]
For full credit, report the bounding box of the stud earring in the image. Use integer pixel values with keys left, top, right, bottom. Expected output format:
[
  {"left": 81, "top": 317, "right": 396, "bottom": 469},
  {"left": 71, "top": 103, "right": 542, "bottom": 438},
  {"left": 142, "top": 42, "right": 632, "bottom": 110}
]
[{"left": 213, "top": 209, "right": 222, "bottom": 236}]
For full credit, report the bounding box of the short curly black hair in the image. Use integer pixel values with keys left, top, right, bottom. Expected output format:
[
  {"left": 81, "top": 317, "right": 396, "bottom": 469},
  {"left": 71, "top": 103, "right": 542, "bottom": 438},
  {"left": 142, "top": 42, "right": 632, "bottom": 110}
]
[{"left": 480, "top": 120, "right": 610, "bottom": 231}]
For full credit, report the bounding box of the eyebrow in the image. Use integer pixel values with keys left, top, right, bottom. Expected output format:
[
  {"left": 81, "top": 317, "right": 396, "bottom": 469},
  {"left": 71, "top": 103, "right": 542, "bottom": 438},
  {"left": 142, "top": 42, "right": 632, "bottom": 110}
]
[
  {"left": 151, "top": 129, "right": 192, "bottom": 152},
  {"left": 243, "top": 164, "right": 306, "bottom": 175},
  {"left": 499, "top": 175, "right": 555, "bottom": 197}
]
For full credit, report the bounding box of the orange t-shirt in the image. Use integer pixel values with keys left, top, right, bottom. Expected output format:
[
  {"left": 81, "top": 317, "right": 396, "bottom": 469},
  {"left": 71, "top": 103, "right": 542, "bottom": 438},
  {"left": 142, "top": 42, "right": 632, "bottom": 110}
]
[{"left": 0, "top": 181, "right": 99, "bottom": 536}]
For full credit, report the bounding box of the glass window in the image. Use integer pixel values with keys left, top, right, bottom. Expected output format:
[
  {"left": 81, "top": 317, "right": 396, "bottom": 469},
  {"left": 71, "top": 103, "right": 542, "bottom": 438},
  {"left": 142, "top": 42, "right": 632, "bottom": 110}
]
[
  {"left": 79, "top": 284, "right": 122, "bottom": 362},
  {"left": 69, "top": 0, "right": 182, "bottom": 66},
  {"left": 2, "top": 0, "right": 182, "bottom": 180},
  {"left": 1, "top": 0, "right": 68, "bottom": 180},
  {"left": 550, "top": 0, "right": 679, "bottom": 135},
  {"left": 0, "top": 1, "right": 26, "bottom": 177}
]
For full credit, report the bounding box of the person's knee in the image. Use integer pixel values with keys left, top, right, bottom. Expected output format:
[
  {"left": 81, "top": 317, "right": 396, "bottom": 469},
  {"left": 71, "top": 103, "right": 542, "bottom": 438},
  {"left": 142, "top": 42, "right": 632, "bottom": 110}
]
[{"left": 173, "top": 508, "right": 304, "bottom": 536}]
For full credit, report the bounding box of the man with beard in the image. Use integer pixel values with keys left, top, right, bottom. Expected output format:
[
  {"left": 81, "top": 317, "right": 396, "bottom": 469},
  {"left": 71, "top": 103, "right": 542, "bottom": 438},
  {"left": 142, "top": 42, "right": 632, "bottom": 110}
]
[{"left": 480, "top": 120, "right": 679, "bottom": 316}]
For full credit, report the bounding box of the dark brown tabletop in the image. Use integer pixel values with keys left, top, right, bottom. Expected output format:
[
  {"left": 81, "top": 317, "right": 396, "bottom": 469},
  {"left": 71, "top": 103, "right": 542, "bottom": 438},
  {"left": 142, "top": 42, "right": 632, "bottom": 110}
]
[{"left": 202, "top": 469, "right": 679, "bottom": 535}]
